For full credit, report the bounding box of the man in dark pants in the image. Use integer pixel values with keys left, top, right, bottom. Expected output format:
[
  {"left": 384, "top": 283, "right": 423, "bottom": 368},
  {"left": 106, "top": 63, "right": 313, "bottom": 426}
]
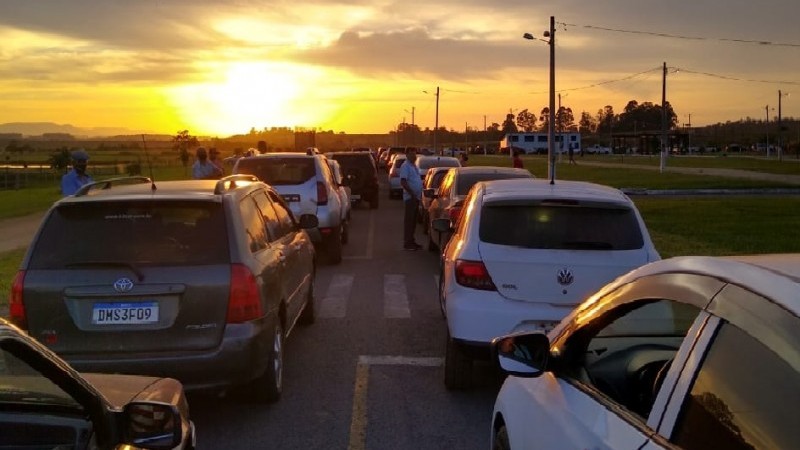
[{"left": 399, "top": 149, "right": 423, "bottom": 250}]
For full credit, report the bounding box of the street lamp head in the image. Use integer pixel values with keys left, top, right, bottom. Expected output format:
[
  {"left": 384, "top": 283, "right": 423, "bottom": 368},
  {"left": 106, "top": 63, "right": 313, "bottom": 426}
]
[
  {"left": 522, "top": 33, "right": 534, "bottom": 40},
  {"left": 543, "top": 30, "right": 551, "bottom": 38}
]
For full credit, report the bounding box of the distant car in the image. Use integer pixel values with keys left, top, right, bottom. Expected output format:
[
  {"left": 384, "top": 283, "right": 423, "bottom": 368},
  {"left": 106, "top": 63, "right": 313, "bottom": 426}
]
[
  {"left": 434, "top": 178, "right": 659, "bottom": 389},
  {"left": 328, "top": 151, "right": 380, "bottom": 209},
  {"left": 387, "top": 154, "right": 408, "bottom": 199},
  {"left": 234, "top": 152, "right": 346, "bottom": 263},
  {"left": 382, "top": 147, "right": 406, "bottom": 172},
  {"left": 419, "top": 166, "right": 457, "bottom": 234},
  {"left": 415, "top": 155, "right": 461, "bottom": 181},
  {"left": 0, "top": 317, "right": 195, "bottom": 449},
  {"left": 491, "top": 254, "right": 800, "bottom": 450},
  {"left": 10, "top": 176, "right": 318, "bottom": 403},
  {"left": 425, "top": 166, "right": 533, "bottom": 252}
]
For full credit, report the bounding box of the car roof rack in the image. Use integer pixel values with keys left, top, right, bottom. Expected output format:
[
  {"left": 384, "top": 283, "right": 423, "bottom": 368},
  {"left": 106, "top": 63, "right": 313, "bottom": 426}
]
[
  {"left": 73, "top": 176, "right": 153, "bottom": 197},
  {"left": 214, "top": 174, "right": 260, "bottom": 194}
]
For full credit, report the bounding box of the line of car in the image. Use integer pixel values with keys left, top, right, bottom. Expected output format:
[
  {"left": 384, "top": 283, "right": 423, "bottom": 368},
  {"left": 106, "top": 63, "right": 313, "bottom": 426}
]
[{"left": 407, "top": 158, "right": 800, "bottom": 449}]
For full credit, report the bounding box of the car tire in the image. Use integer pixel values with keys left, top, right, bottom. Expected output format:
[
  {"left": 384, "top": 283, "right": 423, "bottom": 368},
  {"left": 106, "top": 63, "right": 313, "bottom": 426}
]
[
  {"left": 444, "top": 333, "right": 473, "bottom": 390},
  {"left": 493, "top": 425, "right": 510, "bottom": 450},
  {"left": 299, "top": 275, "right": 315, "bottom": 326},
  {"left": 326, "top": 228, "right": 343, "bottom": 264},
  {"left": 252, "top": 319, "right": 284, "bottom": 403}
]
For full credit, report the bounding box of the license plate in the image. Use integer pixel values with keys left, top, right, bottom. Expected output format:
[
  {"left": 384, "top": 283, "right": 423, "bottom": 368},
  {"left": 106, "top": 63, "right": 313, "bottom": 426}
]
[
  {"left": 92, "top": 302, "right": 159, "bottom": 325},
  {"left": 282, "top": 194, "right": 300, "bottom": 202}
]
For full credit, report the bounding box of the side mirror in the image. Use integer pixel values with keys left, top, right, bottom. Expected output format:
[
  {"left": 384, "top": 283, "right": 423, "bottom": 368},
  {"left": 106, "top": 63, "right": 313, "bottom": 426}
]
[
  {"left": 423, "top": 188, "right": 437, "bottom": 199},
  {"left": 122, "top": 402, "right": 183, "bottom": 450},
  {"left": 491, "top": 332, "right": 550, "bottom": 378},
  {"left": 298, "top": 214, "right": 319, "bottom": 230},
  {"left": 431, "top": 218, "right": 452, "bottom": 233}
]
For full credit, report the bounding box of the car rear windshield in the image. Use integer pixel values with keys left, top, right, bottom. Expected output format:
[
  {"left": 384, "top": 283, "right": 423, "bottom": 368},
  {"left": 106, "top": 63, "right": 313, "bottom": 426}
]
[
  {"left": 479, "top": 202, "right": 644, "bottom": 250},
  {"left": 417, "top": 158, "right": 460, "bottom": 171},
  {"left": 456, "top": 172, "right": 530, "bottom": 195},
  {"left": 330, "top": 154, "right": 375, "bottom": 171},
  {"left": 235, "top": 157, "right": 316, "bottom": 185},
  {"left": 28, "top": 201, "right": 229, "bottom": 268}
]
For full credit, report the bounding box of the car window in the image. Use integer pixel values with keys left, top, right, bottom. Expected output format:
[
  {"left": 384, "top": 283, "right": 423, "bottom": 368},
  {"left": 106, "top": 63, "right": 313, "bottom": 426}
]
[
  {"left": 268, "top": 191, "right": 297, "bottom": 237},
  {"left": 438, "top": 171, "right": 454, "bottom": 197},
  {"left": 253, "top": 191, "right": 282, "bottom": 241},
  {"left": 28, "top": 201, "right": 229, "bottom": 267},
  {"left": 671, "top": 321, "right": 800, "bottom": 450},
  {"left": 455, "top": 172, "right": 530, "bottom": 195},
  {"left": 331, "top": 154, "right": 375, "bottom": 172},
  {"left": 239, "top": 197, "right": 268, "bottom": 252},
  {"left": 417, "top": 158, "right": 460, "bottom": 170},
  {"left": 560, "top": 299, "right": 702, "bottom": 420},
  {"left": 430, "top": 171, "right": 448, "bottom": 189},
  {"left": 479, "top": 203, "right": 644, "bottom": 250},
  {"left": 235, "top": 157, "right": 316, "bottom": 185},
  {"left": 0, "top": 340, "right": 82, "bottom": 411}
]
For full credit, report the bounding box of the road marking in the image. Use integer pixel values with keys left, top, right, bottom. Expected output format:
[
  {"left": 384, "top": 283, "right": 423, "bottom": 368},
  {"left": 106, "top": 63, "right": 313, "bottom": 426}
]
[
  {"left": 318, "top": 274, "right": 353, "bottom": 318},
  {"left": 348, "top": 355, "right": 444, "bottom": 450},
  {"left": 383, "top": 274, "right": 410, "bottom": 318},
  {"left": 344, "top": 210, "right": 375, "bottom": 260}
]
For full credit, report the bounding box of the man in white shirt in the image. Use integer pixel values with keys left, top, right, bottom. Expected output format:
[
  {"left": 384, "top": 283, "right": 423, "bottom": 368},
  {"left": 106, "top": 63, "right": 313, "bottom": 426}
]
[{"left": 399, "top": 149, "right": 423, "bottom": 250}]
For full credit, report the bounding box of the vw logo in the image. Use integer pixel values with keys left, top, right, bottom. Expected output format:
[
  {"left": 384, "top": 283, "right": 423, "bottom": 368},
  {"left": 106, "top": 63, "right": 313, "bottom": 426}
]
[
  {"left": 556, "top": 268, "right": 574, "bottom": 286},
  {"left": 113, "top": 277, "right": 134, "bottom": 293}
]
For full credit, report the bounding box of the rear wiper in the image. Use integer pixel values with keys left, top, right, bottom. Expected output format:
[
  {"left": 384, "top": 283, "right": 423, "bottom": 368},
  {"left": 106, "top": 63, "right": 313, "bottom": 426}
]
[
  {"left": 64, "top": 261, "right": 145, "bottom": 281},
  {"left": 560, "top": 241, "right": 614, "bottom": 250}
]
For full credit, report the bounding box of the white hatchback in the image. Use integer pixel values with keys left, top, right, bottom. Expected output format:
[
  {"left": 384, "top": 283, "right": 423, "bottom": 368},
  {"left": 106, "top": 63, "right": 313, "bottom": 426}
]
[
  {"left": 434, "top": 178, "right": 660, "bottom": 389},
  {"left": 490, "top": 254, "right": 800, "bottom": 450}
]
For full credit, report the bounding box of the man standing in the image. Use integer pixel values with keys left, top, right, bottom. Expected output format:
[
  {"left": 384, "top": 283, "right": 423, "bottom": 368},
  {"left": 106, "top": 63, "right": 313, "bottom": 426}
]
[
  {"left": 192, "top": 147, "right": 223, "bottom": 179},
  {"left": 61, "top": 149, "right": 93, "bottom": 196},
  {"left": 512, "top": 150, "right": 524, "bottom": 169},
  {"left": 209, "top": 148, "right": 225, "bottom": 176},
  {"left": 399, "top": 149, "right": 423, "bottom": 251}
]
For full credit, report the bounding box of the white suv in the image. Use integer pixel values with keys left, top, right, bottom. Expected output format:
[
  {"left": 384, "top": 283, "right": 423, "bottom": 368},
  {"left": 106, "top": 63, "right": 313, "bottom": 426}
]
[
  {"left": 233, "top": 152, "right": 346, "bottom": 263},
  {"left": 434, "top": 178, "right": 660, "bottom": 389}
]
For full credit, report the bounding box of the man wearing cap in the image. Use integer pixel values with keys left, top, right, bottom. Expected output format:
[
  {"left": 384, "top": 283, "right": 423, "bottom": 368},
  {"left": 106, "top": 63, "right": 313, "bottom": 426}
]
[
  {"left": 61, "top": 149, "right": 93, "bottom": 196},
  {"left": 192, "top": 147, "right": 223, "bottom": 180}
]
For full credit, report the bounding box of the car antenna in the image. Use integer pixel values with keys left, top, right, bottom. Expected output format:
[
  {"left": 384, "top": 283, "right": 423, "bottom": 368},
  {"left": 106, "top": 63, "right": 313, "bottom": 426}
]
[{"left": 141, "top": 134, "right": 157, "bottom": 191}]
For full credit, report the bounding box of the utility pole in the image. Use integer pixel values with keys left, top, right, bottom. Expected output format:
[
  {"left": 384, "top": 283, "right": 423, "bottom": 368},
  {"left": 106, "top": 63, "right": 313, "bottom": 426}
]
[
  {"left": 483, "top": 115, "right": 488, "bottom": 155},
  {"left": 660, "top": 62, "right": 667, "bottom": 173},
  {"left": 779, "top": 90, "right": 787, "bottom": 161},
  {"left": 766, "top": 105, "right": 770, "bottom": 158},
  {"left": 547, "top": 16, "right": 556, "bottom": 184},
  {"left": 434, "top": 87, "right": 440, "bottom": 154}
]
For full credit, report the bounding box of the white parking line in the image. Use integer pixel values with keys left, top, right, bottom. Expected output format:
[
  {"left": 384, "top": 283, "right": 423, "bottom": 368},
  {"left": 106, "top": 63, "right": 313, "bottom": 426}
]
[
  {"left": 383, "top": 274, "right": 410, "bottom": 318},
  {"left": 348, "top": 355, "right": 443, "bottom": 450},
  {"left": 343, "top": 210, "right": 374, "bottom": 260},
  {"left": 318, "top": 274, "right": 353, "bottom": 318}
]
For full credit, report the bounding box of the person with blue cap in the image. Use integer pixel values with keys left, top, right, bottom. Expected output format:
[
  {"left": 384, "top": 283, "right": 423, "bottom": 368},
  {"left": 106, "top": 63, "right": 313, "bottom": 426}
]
[{"left": 61, "top": 149, "right": 93, "bottom": 196}]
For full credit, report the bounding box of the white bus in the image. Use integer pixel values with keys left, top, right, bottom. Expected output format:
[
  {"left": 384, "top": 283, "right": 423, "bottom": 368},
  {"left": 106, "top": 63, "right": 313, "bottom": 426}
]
[{"left": 500, "top": 132, "right": 581, "bottom": 155}]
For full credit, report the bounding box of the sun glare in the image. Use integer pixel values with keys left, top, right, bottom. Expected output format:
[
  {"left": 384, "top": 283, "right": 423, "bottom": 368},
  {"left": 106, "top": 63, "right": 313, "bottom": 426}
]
[{"left": 168, "top": 61, "right": 323, "bottom": 135}]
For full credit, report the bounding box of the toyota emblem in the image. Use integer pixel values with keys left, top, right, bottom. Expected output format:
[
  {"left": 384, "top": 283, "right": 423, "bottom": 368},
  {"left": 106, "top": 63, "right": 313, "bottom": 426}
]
[
  {"left": 556, "top": 268, "right": 574, "bottom": 286},
  {"left": 113, "top": 277, "right": 134, "bottom": 292}
]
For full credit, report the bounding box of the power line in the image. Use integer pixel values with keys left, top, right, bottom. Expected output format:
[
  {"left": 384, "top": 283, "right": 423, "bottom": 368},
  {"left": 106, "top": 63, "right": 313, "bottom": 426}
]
[
  {"left": 559, "top": 22, "right": 800, "bottom": 48},
  {"left": 671, "top": 67, "right": 800, "bottom": 85},
  {"left": 528, "top": 66, "right": 663, "bottom": 95}
]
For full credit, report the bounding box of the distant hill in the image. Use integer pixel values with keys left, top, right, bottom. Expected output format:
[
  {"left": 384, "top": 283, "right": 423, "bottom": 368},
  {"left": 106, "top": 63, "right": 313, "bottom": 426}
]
[{"left": 0, "top": 122, "right": 154, "bottom": 138}]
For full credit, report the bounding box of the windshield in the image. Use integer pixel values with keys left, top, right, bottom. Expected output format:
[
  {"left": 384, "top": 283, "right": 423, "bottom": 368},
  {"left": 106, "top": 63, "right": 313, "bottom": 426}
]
[
  {"left": 0, "top": 344, "right": 82, "bottom": 411},
  {"left": 479, "top": 203, "right": 644, "bottom": 250},
  {"left": 417, "top": 158, "right": 460, "bottom": 170}
]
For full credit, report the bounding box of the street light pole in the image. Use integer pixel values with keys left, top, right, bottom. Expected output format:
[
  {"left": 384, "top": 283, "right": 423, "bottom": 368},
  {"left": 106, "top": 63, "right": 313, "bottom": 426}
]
[
  {"left": 523, "top": 16, "right": 555, "bottom": 183},
  {"left": 660, "top": 62, "right": 667, "bottom": 173},
  {"left": 779, "top": 90, "right": 789, "bottom": 161},
  {"left": 766, "top": 105, "right": 770, "bottom": 158}
]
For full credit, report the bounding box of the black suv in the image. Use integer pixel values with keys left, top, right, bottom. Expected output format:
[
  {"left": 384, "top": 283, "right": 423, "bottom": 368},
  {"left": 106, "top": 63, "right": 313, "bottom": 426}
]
[
  {"left": 328, "top": 152, "right": 380, "bottom": 209},
  {"left": 9, "top": 175, "right": 318, "bottom": 403}
]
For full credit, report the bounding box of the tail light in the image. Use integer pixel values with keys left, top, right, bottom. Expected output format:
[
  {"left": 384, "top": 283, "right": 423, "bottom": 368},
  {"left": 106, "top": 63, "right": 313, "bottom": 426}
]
[
  {"left": 9, "top": 270, "right": 27, "bottom": 329},
  {"left": 227, "top": 264, "right": 263, "bottom": 323},
  {"left": 316, "top": 181, "right": 328, "bottom": 205},
  {"left": 455, "top": 260, "right": 496, "bottom": 291}
]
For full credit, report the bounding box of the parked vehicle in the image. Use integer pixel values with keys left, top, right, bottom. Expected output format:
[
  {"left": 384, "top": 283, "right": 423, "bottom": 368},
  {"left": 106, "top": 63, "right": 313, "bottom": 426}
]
[
  {"left": 434, "top": 178, "right": 660, "bottom": 389},
  {"left": 420, "top": 166, "right": 457, "bottom": 234},
  {"left": 0, "top": 317, "right": 195, "bottom": 449},
  {"left": 328, "top": 151, "right": 380, "bottom": 209},
  {"left": 388, "top": 154, "right": 408, "bottom": 199},
  {"left": 415, "top": 155, "right": 461, "bottom": 181},
  {"left": 327, "top": 158, "right": 351, "bottom": 244},
  {"left": 234, "top": 151, "right": 346, "bottom": 263},
  {"left": 425, "top": 167, "right": 532, "bottom": 252},
  {"left": 10, "top": 175, "right": 318, "bottom": 403},
  {"left": 491, "top": 254, "right": 800, "bottom": 450},
  {"left": 585, "top": 144, "right": 612, "bottom": 154},
  {"left": 381, "top": 147, "right": 406, "bottom": 171}
]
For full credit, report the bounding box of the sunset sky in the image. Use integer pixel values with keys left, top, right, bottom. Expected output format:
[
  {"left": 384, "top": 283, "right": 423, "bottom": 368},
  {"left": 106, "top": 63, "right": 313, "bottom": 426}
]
[{"left": 0, "top": 0, "right": 798, "bottom": 137}]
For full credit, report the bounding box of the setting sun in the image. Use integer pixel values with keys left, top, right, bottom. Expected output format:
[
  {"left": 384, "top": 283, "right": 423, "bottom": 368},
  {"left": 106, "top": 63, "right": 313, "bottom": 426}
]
[{"left": 168, "top": 61, "right": 324, "bottom": 136}]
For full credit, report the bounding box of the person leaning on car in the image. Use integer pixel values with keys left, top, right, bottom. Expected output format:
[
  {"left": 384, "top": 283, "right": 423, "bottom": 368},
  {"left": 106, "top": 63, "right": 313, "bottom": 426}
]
[
  {"left": 399, "top": 148, "right": 423, "bottom": 251},
  {"left": 61, "top": 149, "right": 93, "bottom": 196}
]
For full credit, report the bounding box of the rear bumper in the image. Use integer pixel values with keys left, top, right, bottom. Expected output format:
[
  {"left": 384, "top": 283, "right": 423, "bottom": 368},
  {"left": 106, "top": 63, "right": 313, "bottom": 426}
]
[
  {"left": 445, "top": 285, "right": 572, "bottom": 345},
  {"left": 64, "top": 320, "right": 273, "bottom": 391}
]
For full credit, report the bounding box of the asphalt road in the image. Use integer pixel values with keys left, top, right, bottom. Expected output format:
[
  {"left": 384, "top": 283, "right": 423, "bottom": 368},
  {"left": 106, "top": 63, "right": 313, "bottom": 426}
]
[{"left": 187, "top": 181, "right": 502, "bottom": 449}]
